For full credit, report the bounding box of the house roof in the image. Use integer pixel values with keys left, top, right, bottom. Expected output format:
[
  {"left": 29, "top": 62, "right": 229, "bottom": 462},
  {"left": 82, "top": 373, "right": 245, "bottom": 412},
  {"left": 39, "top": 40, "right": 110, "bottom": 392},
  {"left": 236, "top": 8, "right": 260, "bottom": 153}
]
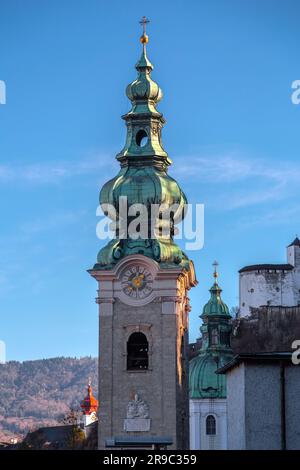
[
  {"left": 216, "top": 352, "right": 292, "bottom": 374},
  {"left": 288, "top": 236, "right": 300, "bottom": 247},
  {"left": 239, "top": 264, "right": 293, "bottom": 273}
]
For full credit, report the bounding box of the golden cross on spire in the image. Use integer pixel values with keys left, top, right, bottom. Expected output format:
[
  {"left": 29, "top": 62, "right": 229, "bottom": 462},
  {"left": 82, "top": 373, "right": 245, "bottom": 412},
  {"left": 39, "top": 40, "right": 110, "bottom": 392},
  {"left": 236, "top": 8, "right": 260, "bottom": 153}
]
[
  {"left": 139, "top": 16, "right": 150, "bottom": 34},
  {"left": 139, "top": 16, "right": 150, "bottom": 44},
  {"left": 213, "top": 260, "right": 219, "bottom": 279}
]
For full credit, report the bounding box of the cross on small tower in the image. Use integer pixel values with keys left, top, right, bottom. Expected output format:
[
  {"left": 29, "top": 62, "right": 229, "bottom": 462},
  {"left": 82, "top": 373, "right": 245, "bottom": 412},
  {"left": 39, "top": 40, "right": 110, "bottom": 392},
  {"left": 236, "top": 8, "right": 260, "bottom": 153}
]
[
  {"left": 213, "top": 260, "right": 219, "bottom": 279},
  {"left": 139, "top": 16, "right": 150, "bottom": 34}
]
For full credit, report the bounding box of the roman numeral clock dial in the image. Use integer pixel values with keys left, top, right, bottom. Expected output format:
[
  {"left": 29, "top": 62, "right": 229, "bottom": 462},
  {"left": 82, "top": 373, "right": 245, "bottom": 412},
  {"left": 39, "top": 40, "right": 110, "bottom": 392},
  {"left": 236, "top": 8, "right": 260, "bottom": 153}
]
[{"left": 121, "top": 266, "right": 153, "bottom": 300}]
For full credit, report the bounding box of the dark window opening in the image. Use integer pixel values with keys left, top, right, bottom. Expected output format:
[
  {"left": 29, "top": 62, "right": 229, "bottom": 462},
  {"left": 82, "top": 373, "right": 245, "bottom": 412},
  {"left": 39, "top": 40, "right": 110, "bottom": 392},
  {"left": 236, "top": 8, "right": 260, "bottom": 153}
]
[
  {"left": 158, "top": 212, "right": 163, "bottom": 236},
  {"left": 206, "top": 415, "right": 216, "bottom": 435},
  {"left": 127, "top": 332, "right": 149, "bottom": 370},
  {"left": 136, "top": 129, "right": 148, "bottom": 147},
  {"left": 220, "top": 331, "right": 230, "bottom": 346},
  {"left": 210, "top": 328, "right": 218, "bottom": 345}
]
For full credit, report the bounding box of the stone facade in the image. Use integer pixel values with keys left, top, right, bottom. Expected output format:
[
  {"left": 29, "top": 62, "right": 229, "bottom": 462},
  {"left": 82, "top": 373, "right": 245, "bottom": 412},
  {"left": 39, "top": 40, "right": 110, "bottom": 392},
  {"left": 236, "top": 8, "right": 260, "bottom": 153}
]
[
  {"left": 221, "top": 354, "right": 300, "bottom": 450},
  {"left": 239, "top": 240, "right": 300, "bottom": 317},
  {"left": 89, "top": 255, "right": 196, "bottom": 449}
]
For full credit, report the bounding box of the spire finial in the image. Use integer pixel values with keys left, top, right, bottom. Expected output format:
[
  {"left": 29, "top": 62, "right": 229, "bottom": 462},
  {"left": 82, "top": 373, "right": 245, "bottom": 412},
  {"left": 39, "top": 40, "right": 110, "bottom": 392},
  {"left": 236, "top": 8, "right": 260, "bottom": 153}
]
[
  {"left": 139, "top": 16, "right": 150, "bottom": 44},
  {"left": 213, "top": 260, "right": 219, "bottom": 280},
  {"left": 88, "top": 377, "right": 92, "bottom": 395}
]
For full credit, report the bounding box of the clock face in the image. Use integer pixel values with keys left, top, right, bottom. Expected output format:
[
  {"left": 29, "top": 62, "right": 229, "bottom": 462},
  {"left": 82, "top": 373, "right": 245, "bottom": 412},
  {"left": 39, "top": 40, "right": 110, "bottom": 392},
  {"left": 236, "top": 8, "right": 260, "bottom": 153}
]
[{"left": 121, "top": 265, "right": 153, "bottom": 300}]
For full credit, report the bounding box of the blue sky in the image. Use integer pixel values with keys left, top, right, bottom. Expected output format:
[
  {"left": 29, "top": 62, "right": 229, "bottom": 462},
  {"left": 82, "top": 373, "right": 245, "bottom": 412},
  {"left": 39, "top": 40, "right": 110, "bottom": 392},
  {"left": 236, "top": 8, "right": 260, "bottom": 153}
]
[{"left": 0, "top": 0, "right": 299, "bottom": 361}]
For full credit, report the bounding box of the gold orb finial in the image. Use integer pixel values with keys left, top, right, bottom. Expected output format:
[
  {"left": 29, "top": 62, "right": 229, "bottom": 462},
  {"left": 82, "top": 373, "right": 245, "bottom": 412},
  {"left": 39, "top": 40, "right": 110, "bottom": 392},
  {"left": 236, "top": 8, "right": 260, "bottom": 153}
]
[
  {"left": 139, "top": 16, "right": 150, "bottom": 44},
  {"left": 213, "top": 260, "right": 219, "bottom": 280},
  {"left": 140, "top": 33, "right": 149, "bottom": 44}
]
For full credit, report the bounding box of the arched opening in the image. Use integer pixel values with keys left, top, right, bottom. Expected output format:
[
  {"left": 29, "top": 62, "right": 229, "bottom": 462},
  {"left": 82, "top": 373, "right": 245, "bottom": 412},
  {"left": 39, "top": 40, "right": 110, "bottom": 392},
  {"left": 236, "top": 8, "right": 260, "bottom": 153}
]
[
  {"left": 136, "top": 129, "right": 148, "bottom": 147},
  {"left": 206, "top": 415, "right": 216, "bottom": 435},
  {"left": 127, "top": 332, "right": 148, "bottom": 370},
  {"left": 211, "top": 328, "right": 218, "bottom": 345},
  {"left": 220, "top": 331, "right": 230, "bottom": 346}
]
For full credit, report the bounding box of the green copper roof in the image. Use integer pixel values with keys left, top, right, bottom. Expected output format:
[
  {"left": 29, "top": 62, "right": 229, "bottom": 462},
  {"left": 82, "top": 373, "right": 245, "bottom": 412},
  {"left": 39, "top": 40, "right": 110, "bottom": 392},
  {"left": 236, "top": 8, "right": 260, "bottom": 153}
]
[
  {"left": 189, "top": 265, "right": 233, "bottom": 399},
  {"left": 201, "top": 276, "right": 231, "bottom": 318},
  {"left": 92, "top": 30, "right": 192, "bottom": 271},
  {"left": 120, "top": 41, "right": 168, "bottom": 164},
  {"left": 135, "top": 44, "right": 154, "bottom": 70},
  {"left": 189, "top": 351, "right": 233, "bottom": 399}
]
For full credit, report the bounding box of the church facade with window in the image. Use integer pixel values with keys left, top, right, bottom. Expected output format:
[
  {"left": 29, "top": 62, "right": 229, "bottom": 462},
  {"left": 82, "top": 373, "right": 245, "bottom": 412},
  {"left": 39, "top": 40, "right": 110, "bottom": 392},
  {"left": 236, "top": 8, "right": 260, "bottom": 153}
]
[{"left": 189, "top": 266, "right": 233, "bottom": 450}]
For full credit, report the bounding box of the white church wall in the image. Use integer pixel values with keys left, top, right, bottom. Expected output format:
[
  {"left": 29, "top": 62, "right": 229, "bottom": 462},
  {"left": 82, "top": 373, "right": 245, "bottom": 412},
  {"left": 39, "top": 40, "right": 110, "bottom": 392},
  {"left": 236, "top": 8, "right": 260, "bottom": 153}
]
[{"left": 189, "top": 399, "right": 227, "bottom": 450}]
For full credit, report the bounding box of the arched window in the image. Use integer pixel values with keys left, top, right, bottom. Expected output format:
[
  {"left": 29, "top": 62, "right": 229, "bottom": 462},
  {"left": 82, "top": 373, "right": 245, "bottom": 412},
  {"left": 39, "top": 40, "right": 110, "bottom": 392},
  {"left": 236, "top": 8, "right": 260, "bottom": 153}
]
[
  {"left": 206, "top": 415, "right": 216, "bottom": 435},
  {"left": 211, "top": 328, "right": 218, "bottom": 345},
  {"left": 127, "top": 332, "right": 148, "bottom": 370}
]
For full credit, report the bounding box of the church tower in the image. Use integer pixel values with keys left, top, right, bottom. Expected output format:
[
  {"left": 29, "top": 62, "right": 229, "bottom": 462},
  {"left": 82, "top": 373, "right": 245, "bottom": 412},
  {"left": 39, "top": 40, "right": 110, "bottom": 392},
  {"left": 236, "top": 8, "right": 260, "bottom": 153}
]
[
  {"left": 89, "top": 18, "right": 197, "bottom": 449},
  {"left": 189, "top": 263, "right": 233, "bottom": 450},
  {"left": 80, "top": 381, "right": 99, "bottom": 428}
]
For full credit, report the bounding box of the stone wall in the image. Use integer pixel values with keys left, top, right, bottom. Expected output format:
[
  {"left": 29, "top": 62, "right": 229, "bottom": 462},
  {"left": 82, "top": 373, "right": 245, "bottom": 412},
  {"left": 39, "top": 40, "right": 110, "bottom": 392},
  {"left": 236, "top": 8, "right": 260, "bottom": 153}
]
[
  {"left": 239, "top": 245, "right": 300, "bottom": 316},
  {"left": 226, "top": 361, "right": 300, "bottom": 450},
  {"left": 231, "top": 305, "right": 300, "bottom": 354},
  {"left": 91, "top": 255, "right": 196, "bottom": 449},
  {"left": 226, "top": 363, "right": 246, "bottom": 449},
  {"left": 239, "top": 269, "right": 296, "bottom": 316}
]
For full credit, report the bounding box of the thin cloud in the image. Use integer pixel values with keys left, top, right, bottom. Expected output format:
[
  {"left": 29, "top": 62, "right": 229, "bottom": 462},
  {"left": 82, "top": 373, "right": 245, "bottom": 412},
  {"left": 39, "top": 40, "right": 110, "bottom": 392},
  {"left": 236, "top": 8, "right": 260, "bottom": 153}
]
[
  {"left": 1, "top": 152, "right": 299, "bottom": 212},
  {"left": 0, "top": 155, "right": 115, "bottom": 184},
  {"left": 20, "top": 210, "right": 87, "bottom": 235},
  {"left": 173, "top": 154, "right": 294, "bottom": 183},
  {"left": 173, "top": 154, "right": 255, "bottom": 182},
  {"left": 173, "top": 153, "right": 300, "bottom": 209},
  {"left": 236, "top": 204, "right": 300, "bottom": 230}
]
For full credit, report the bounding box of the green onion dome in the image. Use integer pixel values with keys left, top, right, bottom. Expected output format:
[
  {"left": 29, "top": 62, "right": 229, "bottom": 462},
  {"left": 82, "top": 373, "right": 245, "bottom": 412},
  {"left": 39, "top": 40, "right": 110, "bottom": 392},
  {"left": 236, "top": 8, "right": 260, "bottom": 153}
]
[
  {"left": 100, "top": 166, "right": 187, "bottom": 224},
  {"left": 126, "top": 46, "right": 163, "bottom": 108},
  {"left": 201, "top": 280, "right": 231, "bottom": 318},
  {"left": 93, "top": 33, "right": 191, "bottom": 270}
]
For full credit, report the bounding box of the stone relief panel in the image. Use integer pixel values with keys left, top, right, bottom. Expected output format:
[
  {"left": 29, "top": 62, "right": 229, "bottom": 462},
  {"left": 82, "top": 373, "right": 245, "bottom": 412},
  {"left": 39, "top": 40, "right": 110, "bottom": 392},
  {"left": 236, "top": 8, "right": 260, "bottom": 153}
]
[{"left": 124, "top": 393, "right": 151, "bottom": 432}]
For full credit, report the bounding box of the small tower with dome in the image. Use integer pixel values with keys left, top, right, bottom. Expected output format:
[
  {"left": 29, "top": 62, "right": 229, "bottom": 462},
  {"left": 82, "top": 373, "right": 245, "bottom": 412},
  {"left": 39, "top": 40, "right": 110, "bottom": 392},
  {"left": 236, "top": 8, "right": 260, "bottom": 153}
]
[
  {"left": 80, "top": 381, "right": 99, "bottom": 428},
  {"left": 189, "top": 262, "right": 233, "bottom": 450}
]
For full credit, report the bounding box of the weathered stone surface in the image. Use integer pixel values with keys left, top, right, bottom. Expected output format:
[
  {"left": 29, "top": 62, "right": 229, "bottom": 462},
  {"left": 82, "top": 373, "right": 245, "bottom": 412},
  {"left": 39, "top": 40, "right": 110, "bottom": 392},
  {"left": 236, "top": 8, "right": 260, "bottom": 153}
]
[
  {"left": 124, "top": 418, "right": 151, "bottom": 432},
  {"left": 239, "top": 242, "right": 300, "bottom": 316},
  {"left": 226, "top": 360, "right": 300, "bottom": 450},
  {"left": 90, "top": 255, "right": 196, "bottom": 450},
  {"left": 232, "top": 305, "right": 300, "bottom": 353}
]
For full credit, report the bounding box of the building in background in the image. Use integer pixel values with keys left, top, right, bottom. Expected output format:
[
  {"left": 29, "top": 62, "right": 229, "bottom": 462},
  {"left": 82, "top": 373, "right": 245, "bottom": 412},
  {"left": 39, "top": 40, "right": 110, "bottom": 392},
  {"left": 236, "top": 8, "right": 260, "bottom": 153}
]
[
  {"left": 239, "top": 238, "right": 300, "bottom": 316},
  {"left": 217, "top": 353, "right": 300, "bottom": 450},
  {"left": 80, "top": 381, "right": 98, "bottom": 436},
  {"left": 189, "top": 263, "right": 233, "bottom": 450}
]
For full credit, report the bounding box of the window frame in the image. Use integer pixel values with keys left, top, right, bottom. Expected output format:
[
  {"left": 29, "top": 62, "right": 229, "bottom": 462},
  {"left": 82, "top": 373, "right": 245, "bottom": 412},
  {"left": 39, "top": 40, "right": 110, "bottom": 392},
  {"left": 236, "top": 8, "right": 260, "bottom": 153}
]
[
  {"left": 206, "top": 414, "right": 217, "bottom": 436},
  {"left": 123, "top": 324, "right": 153, "bottom": 373},
  {"left": 126, "top": 332, "right": 149, "bottom": 371}
]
